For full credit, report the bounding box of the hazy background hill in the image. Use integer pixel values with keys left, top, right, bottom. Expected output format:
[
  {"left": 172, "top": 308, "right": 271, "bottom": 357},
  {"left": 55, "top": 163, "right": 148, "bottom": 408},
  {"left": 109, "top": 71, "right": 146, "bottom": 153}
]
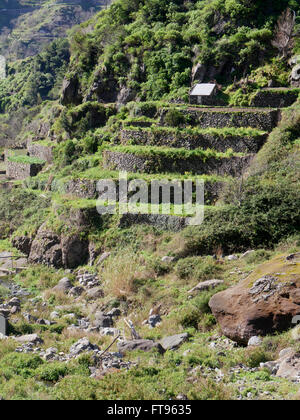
[{"left": 0, "top": 0, "right": 110, "bottom": 60}]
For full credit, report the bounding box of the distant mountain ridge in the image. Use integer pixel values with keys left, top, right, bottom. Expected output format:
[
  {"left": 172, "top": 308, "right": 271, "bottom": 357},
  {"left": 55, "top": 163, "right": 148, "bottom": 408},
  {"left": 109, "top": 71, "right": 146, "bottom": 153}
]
[{"left": 0, "top": 0, "right": 110, "bottom": 60}]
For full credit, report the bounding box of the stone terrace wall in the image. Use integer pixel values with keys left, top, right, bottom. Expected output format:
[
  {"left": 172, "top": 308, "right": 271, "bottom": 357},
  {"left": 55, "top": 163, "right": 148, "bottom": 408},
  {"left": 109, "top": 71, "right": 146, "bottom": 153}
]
[
  {"left": 160, "top": 109, "right": 280, "bottom": 132},
  {"left": 251, "top": 90, "right": 299, "bottom": 108},
  {"left": 119, "top": 213, "right": 188, "bottom": 231},
  {"left": 6, "top": 161, "right": 44, "bottom": 180},
  {"left": 54, "top": 177, "right": 224, "bottom": 205},
  {"left": 121, "top": 129, "right": 267, "bottom": 153},
  {"left": 28, "top": 143, "right": 54, "bottom": 164},
  {"left": 104, "top": 150, "right": 254, "bottom": 177}
]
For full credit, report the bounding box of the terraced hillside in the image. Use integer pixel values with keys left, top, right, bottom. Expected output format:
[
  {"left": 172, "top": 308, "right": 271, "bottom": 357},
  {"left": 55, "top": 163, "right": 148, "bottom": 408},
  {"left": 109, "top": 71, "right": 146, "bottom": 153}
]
[{"left": 1, "top": 88, "right": 296, "bottom": 233}]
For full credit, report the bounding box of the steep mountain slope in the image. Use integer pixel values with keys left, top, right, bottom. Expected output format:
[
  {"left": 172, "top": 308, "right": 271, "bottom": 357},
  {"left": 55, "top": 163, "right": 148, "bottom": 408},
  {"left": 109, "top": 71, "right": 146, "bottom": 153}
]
[
  {"left": 62, "top": 0, "right": 300, "bottom": 104},
  {"left": 0, "top": 0, "right": 111, "bottom": 146},
  {"left": 0, "top": 0, "right": 299, "bottom": 401}
]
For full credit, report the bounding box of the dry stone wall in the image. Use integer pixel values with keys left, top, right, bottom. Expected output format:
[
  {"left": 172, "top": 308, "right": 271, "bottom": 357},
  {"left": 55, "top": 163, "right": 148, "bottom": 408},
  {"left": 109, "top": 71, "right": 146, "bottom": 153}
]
[
  {"left": 28, "top": 143, "right": 54, "bottom": 163},
  {"left": 160, "top": 108, "right": 280, "bottom": 132},
  {"left": 121, "top": 129, "right": 267, "bottom": 153},
  {"left": 6, "top": 161, "right": 44, "bottom": 180},
  {"left": 250, "top": 89, "right": 299, "bottom": 108},
  {"left": 54, "top": 177, "right": 224, "bottom": 205},
  {"left": 104, "top": 150, "right": 254, "bottom": 178}
]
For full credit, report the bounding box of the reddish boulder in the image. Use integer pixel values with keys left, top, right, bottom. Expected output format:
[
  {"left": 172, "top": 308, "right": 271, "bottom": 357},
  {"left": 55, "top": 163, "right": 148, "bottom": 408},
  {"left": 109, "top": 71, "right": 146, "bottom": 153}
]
[{"left": 209, "top": 253, "right": 300, "bottom": 345}]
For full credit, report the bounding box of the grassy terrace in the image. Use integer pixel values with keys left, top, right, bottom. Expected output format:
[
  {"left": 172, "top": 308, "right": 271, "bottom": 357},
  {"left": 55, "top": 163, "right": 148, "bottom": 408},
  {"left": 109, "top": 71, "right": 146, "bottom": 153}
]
[
  {"left": 74, "top": 168, "right": 230, "bottom": 183},
  {"left": 52, "top": 195, "right": 97, "bottom": 210},
  {"left": 7, "top": 155, "right": 46, "bottom": 165},
  {"left": 52, "top": 195, "right": 215, "bottom": 218},
  {"left": 122, "top": 126, "right": 267, "bottom": 138},
  {"left": 104, "top": 145, "right": 246, "bottom": 160}
]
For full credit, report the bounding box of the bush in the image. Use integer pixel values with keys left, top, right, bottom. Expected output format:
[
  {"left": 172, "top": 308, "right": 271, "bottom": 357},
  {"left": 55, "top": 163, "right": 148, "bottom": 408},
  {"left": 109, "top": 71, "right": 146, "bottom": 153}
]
[
  {"left": 0, "top": 354, "right": 44, "bottom": 379},
  {"left": 175, "top": 256, "right": 221, "bottom": 280},
  {"left": 164, "top": 109, "right": 185, "bottom": 127},
  {"left": 36, "top": 363, "right": 69, "bottom": 383}
]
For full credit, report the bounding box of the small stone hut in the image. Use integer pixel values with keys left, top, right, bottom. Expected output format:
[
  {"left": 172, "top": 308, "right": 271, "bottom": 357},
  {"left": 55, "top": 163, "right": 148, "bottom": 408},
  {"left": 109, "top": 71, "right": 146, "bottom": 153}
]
[{"left": 189, "top": 83, "right": 217, "bottom": 105}]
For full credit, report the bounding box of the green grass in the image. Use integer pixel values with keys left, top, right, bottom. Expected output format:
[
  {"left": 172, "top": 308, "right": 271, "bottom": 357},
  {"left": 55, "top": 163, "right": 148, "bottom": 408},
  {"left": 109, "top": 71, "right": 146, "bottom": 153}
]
[
  {"left": 123, "top": 125, "right": 267, "bottom": 138},
  {"left": 7, "top": 155, "right": 46, "bottom": 165},
  {"left": 61, "top": 167, "right": 229, "bottom": 183},
  {"left": 105, "top": 145, "right": 245, "bottom": 160}
]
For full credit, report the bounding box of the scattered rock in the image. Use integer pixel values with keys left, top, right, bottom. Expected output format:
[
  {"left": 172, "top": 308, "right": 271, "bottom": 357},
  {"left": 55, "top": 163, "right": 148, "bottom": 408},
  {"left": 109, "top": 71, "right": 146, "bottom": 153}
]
[
  {"left": 227, "top": 255, "right": 238, "bottom": 261},
  {"left": 53, "top": 277, "right": 73, "bottom": 294},
  {"left": 100, "top": 328, "right": 120, "bottom": 336},
  {"left": 44, "top": 347, "right": 58, "bottom": 361},
  {"left": 160, "top": 333, "right": 189, "bottom": 351},
  {"left": 106, "top": 308, "right": 121, "bottom": 318},
  {"left": 262, "top": 349, "right": 300, "bottom": 382},
  {"left": 77, "top": 272, "right": 100, "bottom": 288},
  {"left": 240, "top": 250, "right": 255, "bottom": 259},
  {"left": 14, "top": 334, "right": 43, "bottom": 346},
  {"left": 93, "top": 312, "right": 113, "bottom": 329},
  {"left": 68, "top": 286, "right": 84, "bottom": 297},
  {"left": 50, "top": 311, "right": 60, "bottom": 320},
  {"left": 7, "top": 298, "right": 21, "bottom": 310},
  {"left": 161, "top": 256, "right": 175, "bottom": 263},
  {"left": 69, "top": 338, "right": 99, "bottom": 356},
  {"left": 148, "top": 314, "right": 161, "bottom": 328},
  {"left": 291, "top": 325, "right": 300, "bottom": 341},
  {"left": 85, "top": 287, "right": 104, "bottom": 300},
  {"left": 248, "top": 336, "right": 263, "bottom": 347},
  {"left": 117, "top": 339, "right": 165, "bottom": 355},
  {"left": 188, "top": 279, "right": 224, "bottom": 294}
]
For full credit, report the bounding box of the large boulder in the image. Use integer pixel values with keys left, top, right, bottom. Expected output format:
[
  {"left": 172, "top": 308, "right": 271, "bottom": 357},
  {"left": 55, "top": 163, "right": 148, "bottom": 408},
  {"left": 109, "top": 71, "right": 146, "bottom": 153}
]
[{"left": 209, "top": 253, "right": 300, "bottom": 345}]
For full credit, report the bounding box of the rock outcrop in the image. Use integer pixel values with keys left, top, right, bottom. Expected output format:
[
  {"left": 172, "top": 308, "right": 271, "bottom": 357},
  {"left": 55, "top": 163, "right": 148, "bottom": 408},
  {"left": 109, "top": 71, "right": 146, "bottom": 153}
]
[
  {"left": 29, "top": 225, "right": 63, "bottom": 268},
  {"left": 290, "top": 64, "right": 300, "bottom": 87},
  {"left": 28, "top": 223, "right": 89, "bottom": 269},
  {"left": 61, "top": 77, "right": 82, "bottom": 106}
]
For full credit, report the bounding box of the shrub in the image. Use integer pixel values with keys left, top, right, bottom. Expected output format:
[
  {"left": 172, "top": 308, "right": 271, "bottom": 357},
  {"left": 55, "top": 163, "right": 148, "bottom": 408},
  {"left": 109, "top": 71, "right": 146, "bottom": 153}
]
[
  {"left": 164, "top": 109, "right": 185, "bottom": 127},
  {"left": 175, "top": 256, "right": 221, "bottom": 280},
  {"left": 36, "top": 363, "right": 69, "bottom": 383},
  {"left": 0, "top": 354, "right": 44, "bottom": 379}
]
